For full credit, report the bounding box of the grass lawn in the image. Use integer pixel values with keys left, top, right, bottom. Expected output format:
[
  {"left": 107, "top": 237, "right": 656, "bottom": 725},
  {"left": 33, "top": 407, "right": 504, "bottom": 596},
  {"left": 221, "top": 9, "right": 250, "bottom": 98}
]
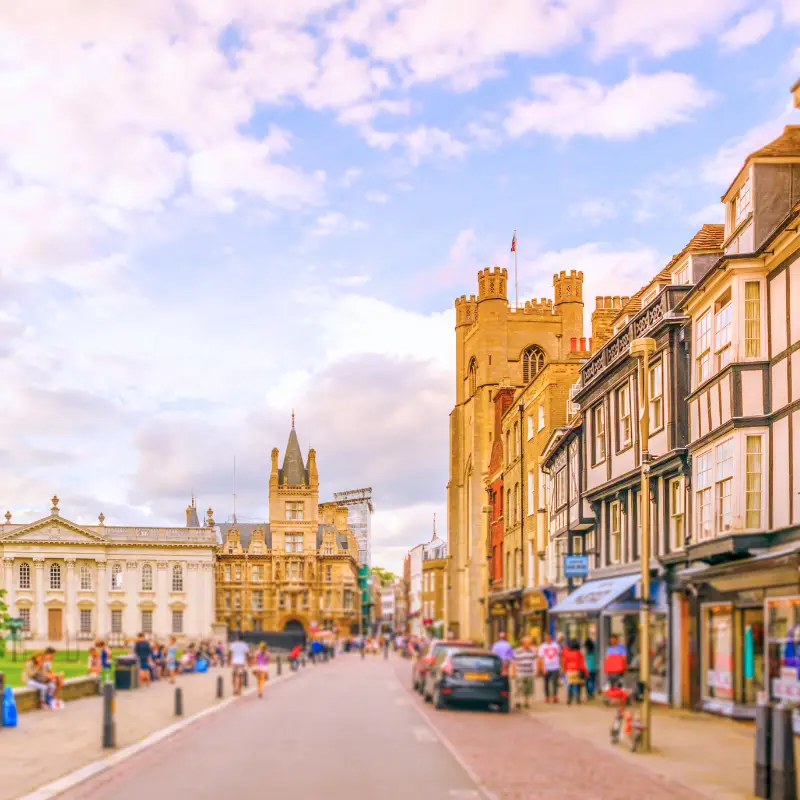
[{"left": 0, "top": 648, "right": 128, "bottom": 687}]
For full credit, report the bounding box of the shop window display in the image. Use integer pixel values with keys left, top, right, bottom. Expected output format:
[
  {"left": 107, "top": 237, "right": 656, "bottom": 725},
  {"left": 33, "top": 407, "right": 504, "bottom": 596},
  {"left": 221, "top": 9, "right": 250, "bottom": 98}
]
[
  {"left": 740, "top": 608, "right": 765, "bottom": 705},
  {"left": 608, "top": 613, "right": 668, "bottom": 697},
  {"left": 767, "top": 597, "right": 800, "bottom": 704},
  {"left": 705, "top": 606, "right": 734, "bottom": 701}
]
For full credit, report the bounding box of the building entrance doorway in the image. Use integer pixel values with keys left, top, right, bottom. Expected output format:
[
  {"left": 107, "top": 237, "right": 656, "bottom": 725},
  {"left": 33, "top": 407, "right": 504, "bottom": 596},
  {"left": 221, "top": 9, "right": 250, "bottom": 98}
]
[{"left": 48, "top": 608, "right": 63, "bottom": 640}]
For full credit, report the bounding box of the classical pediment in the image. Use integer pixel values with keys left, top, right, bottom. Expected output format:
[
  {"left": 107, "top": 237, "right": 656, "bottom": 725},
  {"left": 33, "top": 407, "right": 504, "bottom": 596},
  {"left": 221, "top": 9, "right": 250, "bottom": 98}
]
[{"left": 0, "top": 516, "right": 108, "bottom": 544}]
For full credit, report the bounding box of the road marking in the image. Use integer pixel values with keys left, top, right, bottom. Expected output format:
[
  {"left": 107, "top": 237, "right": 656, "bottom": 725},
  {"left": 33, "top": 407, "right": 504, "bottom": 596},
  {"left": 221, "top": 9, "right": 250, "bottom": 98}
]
[
  {"left": 412, "top": 725, "right": 438, "bottom": 742},
  {"left": 19, "top": 669, "right": 299, "bottom": 800},
  {"left": 399, "top": 677, "right": 498, "bottom": 800}
]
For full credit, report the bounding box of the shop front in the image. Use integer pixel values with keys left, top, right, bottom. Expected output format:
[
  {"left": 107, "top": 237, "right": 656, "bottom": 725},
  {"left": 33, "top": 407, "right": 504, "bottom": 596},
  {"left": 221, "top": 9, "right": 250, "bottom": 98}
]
[
  {"left": 551, "top": 572, "right": 671, "bottom": 703},
  {"left": 520, "top": 588, "right": 555, "bottom": 643},
  {"left": 681, "top": 541, "right": 800, "bottom": 724},
  {"left": 487, "top": 589, "right": 521, "bottom": 643}
]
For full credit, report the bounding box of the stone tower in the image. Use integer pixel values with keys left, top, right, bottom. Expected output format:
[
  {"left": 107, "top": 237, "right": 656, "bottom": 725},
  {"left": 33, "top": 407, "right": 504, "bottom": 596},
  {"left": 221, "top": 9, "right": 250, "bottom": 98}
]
[{"left": 447, "top": 265, "right": 584, "bottom": 642}]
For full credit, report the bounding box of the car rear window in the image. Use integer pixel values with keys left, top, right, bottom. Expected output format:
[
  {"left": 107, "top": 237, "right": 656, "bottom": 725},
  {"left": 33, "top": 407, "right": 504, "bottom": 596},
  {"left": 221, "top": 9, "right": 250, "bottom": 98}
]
[
  {"left": 452, "top": 654, "right": 501, "bottom": 671},
  {"left": 433, "top": 644, "right": 464, "bottom": 658}
]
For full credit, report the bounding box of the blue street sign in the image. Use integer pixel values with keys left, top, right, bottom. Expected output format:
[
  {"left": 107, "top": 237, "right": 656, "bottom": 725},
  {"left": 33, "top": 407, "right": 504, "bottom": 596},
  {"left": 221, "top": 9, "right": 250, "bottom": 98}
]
[{"left": 563, "top": 555, "right": 589, "bottom": 578}]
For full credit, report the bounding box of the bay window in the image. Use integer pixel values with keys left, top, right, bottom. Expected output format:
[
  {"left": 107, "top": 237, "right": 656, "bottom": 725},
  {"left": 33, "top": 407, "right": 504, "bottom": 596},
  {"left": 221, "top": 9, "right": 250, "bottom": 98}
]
[
  {"left": 745, "top": 435, "right": 763, "bottom": 529},
  {"left": 715, "top": 439, "right": 734, "bottom": 533},
  {"left": 744, "top": 281, "right": 761, "bottom": 358},
  {"left": 695, "top": 451, "right": 713, "bottom": 540},
  {"left": 649, "top": 360, "right": 663, "bottom": 431},
  {"left": 714, "top": 289, "right": 732, "bottom": 370}
]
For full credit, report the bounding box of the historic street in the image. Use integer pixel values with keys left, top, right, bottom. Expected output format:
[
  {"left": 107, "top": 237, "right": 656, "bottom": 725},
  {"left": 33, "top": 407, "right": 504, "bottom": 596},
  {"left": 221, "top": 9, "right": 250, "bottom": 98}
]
[{"left": 54, "top": 653, "right": 710, "bottom": 800}]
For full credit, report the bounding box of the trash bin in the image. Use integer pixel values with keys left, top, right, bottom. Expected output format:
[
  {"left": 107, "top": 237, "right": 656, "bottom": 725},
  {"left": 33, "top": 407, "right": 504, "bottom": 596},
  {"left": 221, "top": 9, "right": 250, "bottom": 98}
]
[{"left": 114, "top": 656, "right": 138, "bottom": 690}]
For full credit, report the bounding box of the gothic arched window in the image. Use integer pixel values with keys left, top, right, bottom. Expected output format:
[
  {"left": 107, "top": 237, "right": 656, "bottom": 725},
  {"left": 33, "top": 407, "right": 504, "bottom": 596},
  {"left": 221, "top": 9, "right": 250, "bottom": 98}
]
[
  {"left": 522, "top": 345, "right": 546, "bottom": 383},
  {"left": 468, "top": 357, "right": 478, "bottom": 396}
]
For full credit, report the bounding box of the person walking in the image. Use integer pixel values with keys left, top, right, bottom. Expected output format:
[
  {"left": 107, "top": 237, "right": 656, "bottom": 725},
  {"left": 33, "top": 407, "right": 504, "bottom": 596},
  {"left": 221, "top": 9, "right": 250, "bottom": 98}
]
[
  {"left": 253, "top": 642, "right": 270, "bottom": 698},
  {"left": 539, "top": 632, "right": 562, "bottom": 703},
  {"left": 167, "top": 636, "right": 178, "bottom": 683},
  {"left": 133, "top": 634, "right": 152, "bottom": 687},
  {"left": 583, "top": 638, "right": 597, "bottom": 700},
  {"left": 563, "top": 639, "right": 587, "bottom": 705},
  {"left": 604, "top": 634, "right": 628, "bottom": 689},
  {"left": 491, "top": 631, "right": 514, "bottom": 663},
  {"left": 229, "top": 636, "right": 250, "bottom": 696},
  {"left": 512, "top": 635, "right": 538, "bottom": 710}
]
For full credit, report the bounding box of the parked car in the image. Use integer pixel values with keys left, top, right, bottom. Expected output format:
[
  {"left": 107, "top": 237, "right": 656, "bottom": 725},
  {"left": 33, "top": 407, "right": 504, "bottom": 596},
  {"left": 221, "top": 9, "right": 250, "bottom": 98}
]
[
  {"left": 412, "top": 639, "right": 473, "bottom": 696},
  {"left": 424, "top": 647, "right": 510, "bottom": 713}
]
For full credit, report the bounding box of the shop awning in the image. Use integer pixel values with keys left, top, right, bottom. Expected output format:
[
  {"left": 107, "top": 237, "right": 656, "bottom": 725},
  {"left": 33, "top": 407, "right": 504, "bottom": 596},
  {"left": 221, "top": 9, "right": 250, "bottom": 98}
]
[{"left": 550, "top": 574, "right": 640, "bottom": 615}]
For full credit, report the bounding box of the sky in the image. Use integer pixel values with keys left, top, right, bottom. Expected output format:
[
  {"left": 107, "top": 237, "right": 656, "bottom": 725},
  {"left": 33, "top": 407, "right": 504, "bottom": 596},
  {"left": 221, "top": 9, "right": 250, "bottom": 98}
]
[{"left": 1, "top": 1, "right": 799, "bottom": 574}]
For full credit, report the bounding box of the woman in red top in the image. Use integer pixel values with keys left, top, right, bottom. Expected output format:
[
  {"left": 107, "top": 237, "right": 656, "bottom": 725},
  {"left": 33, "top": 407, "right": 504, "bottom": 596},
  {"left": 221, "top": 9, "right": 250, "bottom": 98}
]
[{"left": 562, "top": 639, "right": 587, "bottom": 705}]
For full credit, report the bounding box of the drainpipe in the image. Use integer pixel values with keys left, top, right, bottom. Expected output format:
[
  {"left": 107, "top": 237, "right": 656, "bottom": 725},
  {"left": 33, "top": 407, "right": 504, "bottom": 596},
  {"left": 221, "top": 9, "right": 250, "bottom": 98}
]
[{"left": 519, "top": 403, "right": 526, "bottom": 605}]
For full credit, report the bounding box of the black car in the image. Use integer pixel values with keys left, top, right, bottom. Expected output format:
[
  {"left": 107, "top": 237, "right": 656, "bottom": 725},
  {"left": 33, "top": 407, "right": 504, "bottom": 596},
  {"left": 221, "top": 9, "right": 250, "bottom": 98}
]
[{"left": 423, "top": 647, "right": 509, "bottom": 712}]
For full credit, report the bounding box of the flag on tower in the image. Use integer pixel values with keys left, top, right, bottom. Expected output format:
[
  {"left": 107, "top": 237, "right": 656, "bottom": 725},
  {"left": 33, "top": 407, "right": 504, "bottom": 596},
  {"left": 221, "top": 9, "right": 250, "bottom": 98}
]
[{"left": 510, "top": 232, "right": 517, "bottom": 252}]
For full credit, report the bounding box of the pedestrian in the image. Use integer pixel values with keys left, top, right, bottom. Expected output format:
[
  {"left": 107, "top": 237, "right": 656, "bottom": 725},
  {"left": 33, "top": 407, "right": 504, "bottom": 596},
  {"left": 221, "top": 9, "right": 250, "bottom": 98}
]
[
  {"left": 167, "top": 635, "right": 178, "bottom": 683},
  {"left": 604, "top": 634, "right": 628, "bottom": 689},
  {"left": 563, "top": 639, "right": 587, "bottom": 705},
  {"left": 253, "top": 642, "right": 269, "bottom": 698},
  {"left": 229, "top": 636, "right": 250, "bottom": 695},
  {"left": 583, "top": 638, "right": 597, "bottom": 700},
  {"left": 289, "top": 643, "right": 301, "bottom": 671},
  {"left": 539, "top": 632, "right": 562, "bottom": 703},
  {"left": 490, "top": 631, "right": 514, "bottom": 663},
  {"left": 133, "top": 633, "right": 152, "bottom": 687},
  {"left": 87, "top": 646, "right": 101, "bottom": 678},
  {"left": 512, "top": 635, "right": 538, "bottom": 710},
  {"left": 97, "top": 640, "right": 112, "bottom": 683}
]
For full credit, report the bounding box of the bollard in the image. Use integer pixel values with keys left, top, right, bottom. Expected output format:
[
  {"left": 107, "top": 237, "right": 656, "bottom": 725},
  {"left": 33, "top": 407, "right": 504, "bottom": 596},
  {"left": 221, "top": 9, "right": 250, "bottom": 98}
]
[
  {"left": 175, "top": 686, "right": 183, "bottom": 717},
  {"left": 277, "top": 656, "right": 282, "bottom": 676},
  {"left": 755, "top": 703, "right": 771, "bottom": 798},
  {"left": 771, "top": 705, "right": 798, "bottom": 800},
  {"left": 102, "top": 682, "right": 116, "bottom": 749},
  {"left": 217, "top": 674, "right": 224, "bottom": 699}
]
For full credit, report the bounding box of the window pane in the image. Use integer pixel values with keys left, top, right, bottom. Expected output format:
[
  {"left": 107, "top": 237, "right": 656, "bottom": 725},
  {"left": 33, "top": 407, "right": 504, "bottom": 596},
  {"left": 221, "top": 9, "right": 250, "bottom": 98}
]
[
  {"left": 746, "top": 435, "right": 763, "bottom": 528},
  {"left": 745, "top": 282, "right": 761, "bottom": 358}
]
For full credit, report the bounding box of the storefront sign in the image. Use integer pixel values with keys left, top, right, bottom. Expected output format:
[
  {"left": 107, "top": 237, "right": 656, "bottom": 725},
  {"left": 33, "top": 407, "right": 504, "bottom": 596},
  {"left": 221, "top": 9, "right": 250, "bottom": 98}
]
[
  {"left": 523, "top": 592, "right": 549, "bottom": 612},
  {"left": 563, "top": 556, "right": 589, "bottom": 578},
  {"left": 551, "top": 573, "right": 639, "bottom": 615}
]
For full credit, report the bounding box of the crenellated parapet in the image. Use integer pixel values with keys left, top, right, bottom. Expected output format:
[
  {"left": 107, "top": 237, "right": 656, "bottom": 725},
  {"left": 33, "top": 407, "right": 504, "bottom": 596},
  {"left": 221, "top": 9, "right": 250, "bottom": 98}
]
[
  {"left": 455, "top": 294, "right": 478, "bottom": 327},
  {"left": 477, "top": 266, "right": 507, "bottom": 302}
]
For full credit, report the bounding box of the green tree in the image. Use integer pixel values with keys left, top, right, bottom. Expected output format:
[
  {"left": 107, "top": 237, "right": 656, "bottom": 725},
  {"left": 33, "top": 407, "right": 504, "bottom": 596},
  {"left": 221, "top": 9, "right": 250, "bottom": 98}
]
[
  {"left": 0, "top": 588, "right": 10, "bottom": 633},
  {"left": 370, "top": 566, "right": 395, "bottom": 586}
]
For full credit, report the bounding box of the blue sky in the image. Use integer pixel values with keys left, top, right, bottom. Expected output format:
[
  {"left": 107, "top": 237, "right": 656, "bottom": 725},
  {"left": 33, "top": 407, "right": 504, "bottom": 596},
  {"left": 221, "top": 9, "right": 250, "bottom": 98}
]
[{"left": 0, "top": 1, "right": 798, "bottom": 572}]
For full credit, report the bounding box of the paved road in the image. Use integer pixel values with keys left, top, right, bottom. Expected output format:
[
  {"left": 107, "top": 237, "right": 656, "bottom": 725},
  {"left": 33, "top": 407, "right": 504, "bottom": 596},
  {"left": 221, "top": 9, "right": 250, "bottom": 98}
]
[{"left": 60, "top": 655, "right": 484, "bottom": 799}]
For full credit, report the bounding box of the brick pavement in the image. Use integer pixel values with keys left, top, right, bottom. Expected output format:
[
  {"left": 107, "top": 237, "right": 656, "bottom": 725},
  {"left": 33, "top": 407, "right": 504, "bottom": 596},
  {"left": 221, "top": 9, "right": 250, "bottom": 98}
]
[
  {"left": 395, "top": 660, "right": 711, "bottom": 800},
  {"left": 0, "top": 663, "right": 282, "bottom": 800}
]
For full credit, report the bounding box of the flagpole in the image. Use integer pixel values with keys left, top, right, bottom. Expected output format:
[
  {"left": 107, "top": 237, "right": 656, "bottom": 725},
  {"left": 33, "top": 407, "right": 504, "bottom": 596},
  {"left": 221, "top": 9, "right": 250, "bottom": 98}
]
[{"left": 514, "top": 229, "right": 518, "bottom": 309}]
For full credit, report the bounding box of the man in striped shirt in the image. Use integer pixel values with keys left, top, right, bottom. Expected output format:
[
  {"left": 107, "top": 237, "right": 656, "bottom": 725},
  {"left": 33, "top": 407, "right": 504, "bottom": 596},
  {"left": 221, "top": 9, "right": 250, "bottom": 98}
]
[{"left": 512, "top": 635, "right": 538, "bottom": 710}]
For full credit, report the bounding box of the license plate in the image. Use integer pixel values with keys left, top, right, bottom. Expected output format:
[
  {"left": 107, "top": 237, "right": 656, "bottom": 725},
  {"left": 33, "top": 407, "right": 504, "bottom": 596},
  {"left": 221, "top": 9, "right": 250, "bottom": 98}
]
[{"left": 463, "top": 672, "right": 490, "bottom": 681}]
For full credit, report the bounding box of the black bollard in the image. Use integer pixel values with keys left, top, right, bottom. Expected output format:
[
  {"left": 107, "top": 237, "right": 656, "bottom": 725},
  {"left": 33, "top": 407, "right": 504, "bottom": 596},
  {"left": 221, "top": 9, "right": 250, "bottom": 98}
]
[
  {"left": 175, "top": 686, "right": 183, "bottom": 717},
  {"left": 277, "top": 656, "right": 282, "bottom": 676},
  {"left": 771, "top": 705, "right": 798, "bottom": 800},
  {"left": 102, "top": 682, "right": 116, "bottom": 749},
  {"left": 755, "top": 703, "right": 771, "bottom": 798},
  {"left": 217, "top": 674, "right": 224, "bottom": 699}
]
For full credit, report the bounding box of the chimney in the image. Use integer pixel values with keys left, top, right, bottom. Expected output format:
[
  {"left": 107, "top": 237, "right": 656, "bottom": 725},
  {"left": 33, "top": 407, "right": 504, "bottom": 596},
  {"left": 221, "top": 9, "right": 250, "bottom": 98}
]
[{"left": 570, "top": 337, "right": 577, "bottom": 352}]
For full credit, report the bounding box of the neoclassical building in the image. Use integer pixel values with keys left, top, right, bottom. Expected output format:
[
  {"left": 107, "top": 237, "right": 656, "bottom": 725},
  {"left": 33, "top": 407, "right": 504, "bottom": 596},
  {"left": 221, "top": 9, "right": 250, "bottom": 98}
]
[
  {"left": 0, "top": 496, "right": 218, "bottom": 646},
  {"left": 215, "top": 422, "right": 360, "bottom": 635}
]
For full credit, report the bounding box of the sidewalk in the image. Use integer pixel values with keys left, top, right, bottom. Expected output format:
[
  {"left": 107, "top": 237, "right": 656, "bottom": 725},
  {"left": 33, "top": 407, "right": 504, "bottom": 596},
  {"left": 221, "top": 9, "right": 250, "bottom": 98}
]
[
  {"left": 0, "top": 664, "right": 284, "bottom": 800},
  {"left": 526, "top": 688, "right": 797, "bottom": 800}
]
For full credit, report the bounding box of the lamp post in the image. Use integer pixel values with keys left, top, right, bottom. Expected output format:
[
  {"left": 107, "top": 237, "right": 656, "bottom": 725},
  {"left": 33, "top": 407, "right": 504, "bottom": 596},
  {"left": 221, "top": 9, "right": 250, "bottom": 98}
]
[{"left": 630, "top": 336, "right": 656, "bottom": 753}]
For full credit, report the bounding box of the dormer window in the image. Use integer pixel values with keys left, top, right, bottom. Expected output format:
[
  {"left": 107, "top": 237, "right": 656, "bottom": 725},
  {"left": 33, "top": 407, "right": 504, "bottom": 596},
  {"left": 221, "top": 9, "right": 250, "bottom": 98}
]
[
  {"left": 641, "top": 286, "right": 658, "bottom": 305},
  {"left": 733, "top": 176, "right": 752, "bottom": 227},
  {"left": 674, "top": 262, "right": 691, "bottom": 285}
]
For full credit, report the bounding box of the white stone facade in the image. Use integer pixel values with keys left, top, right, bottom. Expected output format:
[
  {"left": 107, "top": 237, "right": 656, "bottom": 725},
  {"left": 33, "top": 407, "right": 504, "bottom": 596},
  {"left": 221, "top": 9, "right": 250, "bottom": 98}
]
[{"left": 0, "top": 499, "right": 217, "bottom": 646}]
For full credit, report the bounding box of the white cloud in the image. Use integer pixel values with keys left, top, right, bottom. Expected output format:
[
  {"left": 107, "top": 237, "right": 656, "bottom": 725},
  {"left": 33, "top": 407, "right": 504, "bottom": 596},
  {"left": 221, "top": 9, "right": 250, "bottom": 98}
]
[
  {"left": 569, "top": 198, "right": 618, "bottom": 223},
  {"left": 506, "top": 72, "right": 714, "bottom": 140},
  {"left": 337, "top": 99, "right": 412, "bottom": 126},
  {"left": 330, "top": 275, "right": 372, "bottom": 287},
  {"left": 689, "top": 202, "right": 725, "bottom": 226},
  {"left": 341, "top": 168, "right": 362, "bottom": 188},
  {"left": 311, "top": 211, "right": 369, "bottom": 236},
  {"left": 592, "top": 0, "right": 750, "bottom": 58},
  {"left": 365, "top": 190, "right": 390, "bottom": 203},
  {"left": 701, "top": 108, "right": 794, "bottom": 185},
  {"left": 404, "top": 126, "right": 469, "bottom": 164},
  {"left": 719, "top": 9, "right": 775, "bottom": 51}
]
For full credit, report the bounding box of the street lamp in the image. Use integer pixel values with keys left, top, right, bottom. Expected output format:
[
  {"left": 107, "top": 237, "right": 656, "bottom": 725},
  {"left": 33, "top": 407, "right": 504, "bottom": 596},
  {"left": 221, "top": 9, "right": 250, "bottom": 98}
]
[{"left": 630, "top": 336, "right": 656, "bottom": 753}]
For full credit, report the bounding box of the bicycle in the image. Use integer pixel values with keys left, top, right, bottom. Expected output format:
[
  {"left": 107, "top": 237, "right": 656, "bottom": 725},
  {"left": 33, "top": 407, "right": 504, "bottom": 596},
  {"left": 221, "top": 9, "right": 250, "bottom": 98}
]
[{"left": 606, "top": 680, "right": 646, "bottom": 752}]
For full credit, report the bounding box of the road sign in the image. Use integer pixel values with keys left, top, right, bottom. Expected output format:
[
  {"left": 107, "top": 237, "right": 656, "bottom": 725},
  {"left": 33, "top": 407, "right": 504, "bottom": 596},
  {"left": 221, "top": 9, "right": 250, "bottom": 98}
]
[{"left": 563, "top": 555, "right": 589, "bottom": 578}]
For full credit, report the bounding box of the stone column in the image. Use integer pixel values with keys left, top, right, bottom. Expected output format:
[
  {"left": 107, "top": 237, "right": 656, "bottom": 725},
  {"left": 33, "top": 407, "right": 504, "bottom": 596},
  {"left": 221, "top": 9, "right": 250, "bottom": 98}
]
[
  {"left": 156, "top": 562, "right": 169, "bottom": 637},
  {"left": 124, "top": 561, "right": 138, "bottom": 636},
  {"left": 33, "top": 558, "right": 45, "bottom": 637},
  {"left": 95, "top": 560, "right": 107, "bottom": 638},
  {"left": 204, "top": 562, "right": 215, "bottom": 635},
  {"left": 2, "top": 557, "right": 14, "bottom": 613},
  {"left": 186, "top": 563, "right": 199, "bottom": 637},
  {"left": 64, "top": 558, "right": 77, "bottom": 638}
]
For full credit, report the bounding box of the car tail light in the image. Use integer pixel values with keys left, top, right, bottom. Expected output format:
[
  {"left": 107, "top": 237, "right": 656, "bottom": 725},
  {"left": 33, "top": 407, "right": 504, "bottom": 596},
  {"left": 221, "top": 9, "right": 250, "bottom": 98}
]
[
  {"left": 501, "top": 690, "right": 509, "bottom": 697},
  {"left": 441, "top": 657, "right": 453, "bottom": 676}
]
